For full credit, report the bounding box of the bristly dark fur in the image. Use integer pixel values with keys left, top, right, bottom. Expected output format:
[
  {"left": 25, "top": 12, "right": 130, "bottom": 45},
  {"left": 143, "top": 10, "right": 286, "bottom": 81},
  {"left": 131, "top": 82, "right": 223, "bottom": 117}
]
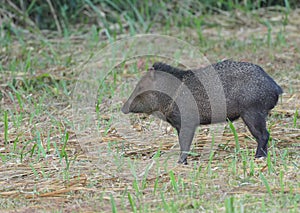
[
  {"left": 153, "top": 62, "right": 183, "bottom": 72},
  {"left": 122, "top": 60, "right": 283, "bottom": 164},
  {"left": 152, "top": 62, "right": 193, "bottom": 80}
]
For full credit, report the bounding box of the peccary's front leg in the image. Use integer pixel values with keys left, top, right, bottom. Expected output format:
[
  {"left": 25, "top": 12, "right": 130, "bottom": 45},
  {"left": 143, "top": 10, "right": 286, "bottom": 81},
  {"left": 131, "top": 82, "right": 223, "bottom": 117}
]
[
  {"left": 241, "top": 109, "right": 269, "bottom": 158},
  {"left": 177, "top": 126, "right": 196, "bottom": 165}
]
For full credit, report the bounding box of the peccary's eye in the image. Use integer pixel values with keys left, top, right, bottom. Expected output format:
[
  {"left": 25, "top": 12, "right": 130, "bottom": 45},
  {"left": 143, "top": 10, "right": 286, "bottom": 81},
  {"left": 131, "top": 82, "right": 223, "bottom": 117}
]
[{"left": 137, "top": 85, "right": 144, "bottom": 92}]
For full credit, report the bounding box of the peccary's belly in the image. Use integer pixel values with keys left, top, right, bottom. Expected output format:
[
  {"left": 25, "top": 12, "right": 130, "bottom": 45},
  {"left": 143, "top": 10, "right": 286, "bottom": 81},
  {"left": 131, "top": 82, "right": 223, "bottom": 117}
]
[{"left": 197, "top": 99, "right": 240, "bottom": 124}]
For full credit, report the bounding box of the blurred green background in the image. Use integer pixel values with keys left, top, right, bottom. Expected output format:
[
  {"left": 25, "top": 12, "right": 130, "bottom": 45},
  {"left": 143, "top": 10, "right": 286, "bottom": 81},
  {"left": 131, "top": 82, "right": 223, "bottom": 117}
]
[{"left": 1, "top": 0, "right": 298, "bottom": 36}]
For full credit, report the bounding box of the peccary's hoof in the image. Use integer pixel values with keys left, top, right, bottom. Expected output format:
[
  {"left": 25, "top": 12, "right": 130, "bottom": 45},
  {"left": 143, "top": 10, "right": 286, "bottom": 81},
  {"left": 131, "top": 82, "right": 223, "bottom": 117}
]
[
  {"left": 177, "top": 159, "right": 188, "bottom": 165},
  {"left": 254, "top": 156, "right": 267, "bottom": 162},
  {"left": 255, "top": 154, "right": 267, "bottom": 158},
  {"left": 255, "top": 151, "right": 267, "bottom": 159}
]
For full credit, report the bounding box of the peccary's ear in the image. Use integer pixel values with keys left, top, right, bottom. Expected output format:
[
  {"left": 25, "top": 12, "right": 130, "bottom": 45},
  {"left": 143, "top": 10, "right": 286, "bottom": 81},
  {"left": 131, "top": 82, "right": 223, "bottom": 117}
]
[{"left": 153, "top": 62, "right": 168, "bottom": 71}]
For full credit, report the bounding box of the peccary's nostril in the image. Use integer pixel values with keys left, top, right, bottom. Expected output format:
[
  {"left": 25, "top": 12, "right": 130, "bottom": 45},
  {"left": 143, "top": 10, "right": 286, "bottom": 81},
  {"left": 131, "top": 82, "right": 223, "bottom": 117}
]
[{"left": 121, "top": 104, "right": 129, "bottom": 114}]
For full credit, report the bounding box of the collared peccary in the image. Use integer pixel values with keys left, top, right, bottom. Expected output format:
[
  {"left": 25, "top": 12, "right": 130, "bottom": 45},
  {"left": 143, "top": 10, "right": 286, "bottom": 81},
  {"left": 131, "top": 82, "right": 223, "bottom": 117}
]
[{"left": 121, "top": 60, "right": 283, "bottom": 164}]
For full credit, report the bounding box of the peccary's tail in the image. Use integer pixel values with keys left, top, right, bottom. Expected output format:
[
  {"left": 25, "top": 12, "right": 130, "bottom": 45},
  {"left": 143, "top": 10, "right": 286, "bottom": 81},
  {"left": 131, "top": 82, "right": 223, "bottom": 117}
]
[
  {"left": 256, "top": 64, "right": 283, "bottom": 96},
  {"left": 276, "top": 85, "right": 283, "bottom": 95},
  {"left": 265, "top": 74, "right": 283, "bottom": 110},
  {"left": 268, "top": 83, "right": 283, "bottom": 111}
]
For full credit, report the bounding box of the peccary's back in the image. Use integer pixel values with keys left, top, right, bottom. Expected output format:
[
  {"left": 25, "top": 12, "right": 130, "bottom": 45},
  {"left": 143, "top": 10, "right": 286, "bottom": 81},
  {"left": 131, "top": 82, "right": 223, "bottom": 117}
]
[
  {"left": 215, "top": 60, "right": 282, "bottom": 107},
  {"left": 187, "top": 60, "right": 283, "bottom": 123}
]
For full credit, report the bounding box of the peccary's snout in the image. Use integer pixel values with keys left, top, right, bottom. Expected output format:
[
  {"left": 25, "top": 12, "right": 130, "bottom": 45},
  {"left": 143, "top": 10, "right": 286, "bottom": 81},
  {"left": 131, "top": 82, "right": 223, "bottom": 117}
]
[{"left": 121, "top": 102, "right": 130, "bottom": 114}]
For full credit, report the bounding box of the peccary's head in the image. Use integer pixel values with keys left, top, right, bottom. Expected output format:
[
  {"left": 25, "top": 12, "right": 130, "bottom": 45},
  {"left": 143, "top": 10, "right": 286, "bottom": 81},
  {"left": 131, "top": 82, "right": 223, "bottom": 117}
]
[{"left": 121, "top": 68, "right": 159, "bottom": 114}]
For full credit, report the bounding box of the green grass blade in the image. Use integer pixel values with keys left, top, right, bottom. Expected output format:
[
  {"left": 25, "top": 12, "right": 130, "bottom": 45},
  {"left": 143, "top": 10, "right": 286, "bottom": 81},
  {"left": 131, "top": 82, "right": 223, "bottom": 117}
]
[
  {"left": 110, "top": 194, "right": 117, "bottom": 213},
  {"left": 169, "top": 170, "right": 178, "bottom": 193},
  {"left": 4, "top": 111, "right": 8, "bottom": 145},
  {"left": 225, "top": 196, "right": 234, "bottom": 213},
  {"left": 228, "top": 120, "right": 240, "bottom": 154},
  {"left": 128, "top": 192, "right": 137, "bottom": 213},
  {"left": 293, "top": 109, "right": 298, "bottom": 128},
  {"left": 259, "top": 172, "right": 272, "bottom": 197}
]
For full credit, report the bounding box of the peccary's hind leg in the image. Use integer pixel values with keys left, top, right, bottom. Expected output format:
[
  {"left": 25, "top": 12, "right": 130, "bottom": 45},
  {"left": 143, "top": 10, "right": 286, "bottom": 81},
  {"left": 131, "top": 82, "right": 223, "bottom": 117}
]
[
  {"left": 241, "top": 109, "right": 269, "bottom": 158},
  {"left": 176, "top": 126, "right": 196, "bottom": 165}
]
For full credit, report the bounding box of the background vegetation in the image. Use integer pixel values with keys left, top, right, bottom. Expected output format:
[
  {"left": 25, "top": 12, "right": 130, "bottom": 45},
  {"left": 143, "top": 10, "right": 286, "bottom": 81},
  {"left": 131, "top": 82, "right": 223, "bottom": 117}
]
[
  {"left": 0, "top": 0, "right": 299, "bottom": 212},
  {"left": 1, "top": 0, "right": 299, "bottom": 35}
]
